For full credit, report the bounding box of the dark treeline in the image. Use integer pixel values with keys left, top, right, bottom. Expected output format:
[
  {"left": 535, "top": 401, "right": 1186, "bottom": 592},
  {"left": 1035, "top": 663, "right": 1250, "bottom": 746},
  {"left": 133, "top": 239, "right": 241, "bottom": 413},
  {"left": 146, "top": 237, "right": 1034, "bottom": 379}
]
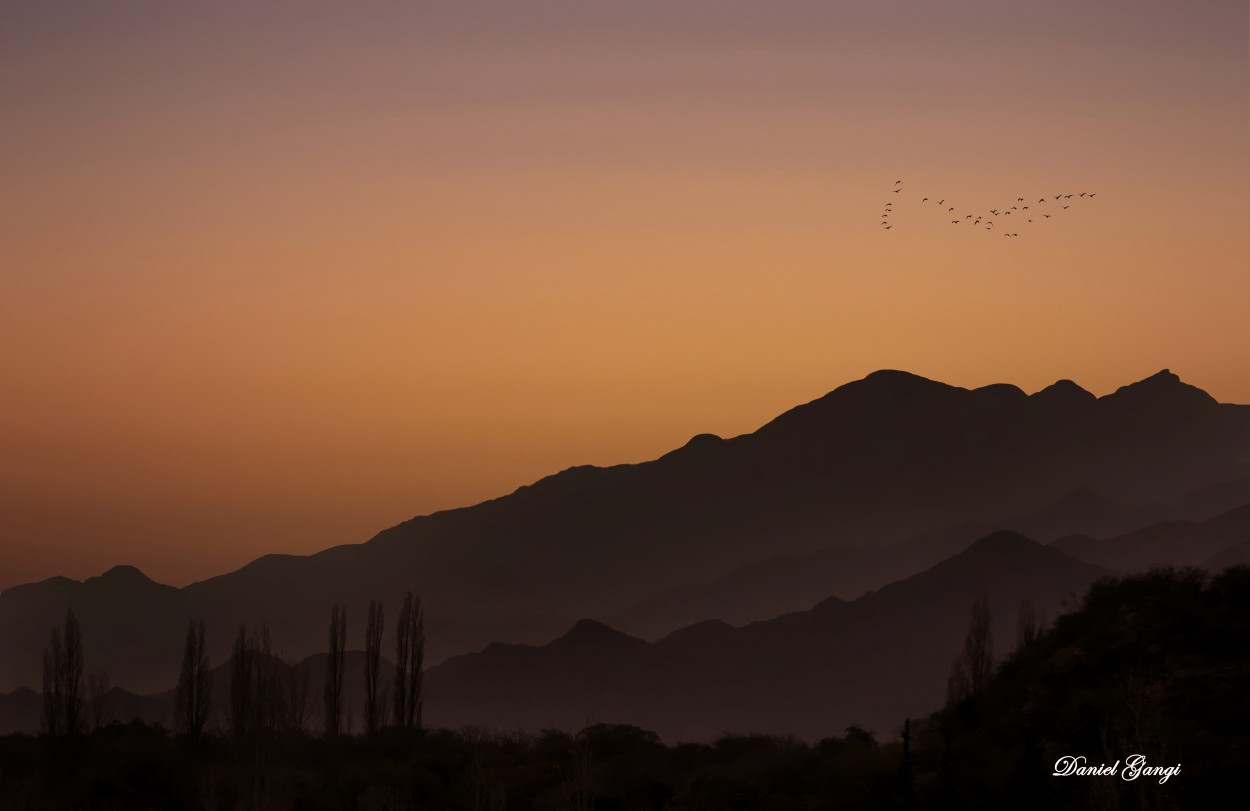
[{"left": 1, "top": 571, "right": 1245, "bottom": 809}]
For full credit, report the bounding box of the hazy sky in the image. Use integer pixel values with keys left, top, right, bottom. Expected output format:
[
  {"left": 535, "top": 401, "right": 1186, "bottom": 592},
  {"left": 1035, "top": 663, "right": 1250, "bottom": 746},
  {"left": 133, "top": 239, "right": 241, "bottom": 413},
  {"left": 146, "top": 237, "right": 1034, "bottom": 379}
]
[{"left": 2, "top": 1, "right": 1247, "bottom": 589}]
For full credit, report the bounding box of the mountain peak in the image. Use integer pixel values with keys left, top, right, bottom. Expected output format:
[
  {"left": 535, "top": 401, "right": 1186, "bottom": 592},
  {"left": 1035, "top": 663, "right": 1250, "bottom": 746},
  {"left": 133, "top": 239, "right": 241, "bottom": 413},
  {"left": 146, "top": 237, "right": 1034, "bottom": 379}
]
[
  {"left": 961, "top": 530, "right": 1043, "bottom": 556},
  {"left": 1103, "top": 369, "right": 1215, "bottom": 408},
  {"left": 555, "top": 619, "right": 645, "bottom": 649},
  {"left": 100, "top": 565, "right": 153, "bottom": 583},
  {"left": 1032, "top": 379, "right": 1096, "bottom": 407}
]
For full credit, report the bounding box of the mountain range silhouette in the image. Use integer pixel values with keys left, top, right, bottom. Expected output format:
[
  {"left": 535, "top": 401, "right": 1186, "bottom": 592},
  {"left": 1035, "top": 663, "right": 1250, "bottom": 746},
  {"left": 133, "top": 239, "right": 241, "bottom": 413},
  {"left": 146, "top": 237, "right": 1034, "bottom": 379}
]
[{"left": 2, "top": 369, "right": 1248, "bottom": 697}]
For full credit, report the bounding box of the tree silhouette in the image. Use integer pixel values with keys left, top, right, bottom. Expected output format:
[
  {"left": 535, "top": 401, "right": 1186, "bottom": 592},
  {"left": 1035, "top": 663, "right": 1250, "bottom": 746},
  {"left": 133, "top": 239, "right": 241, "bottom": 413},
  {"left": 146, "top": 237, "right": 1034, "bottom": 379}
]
[
  {"left": 898, "top": 718, "right": 917, "bottom": 810},
  {"left": 86, "top": 671, "right": 111, "bottom": 731},
  {"left": 61, "top": 609, "right": 84, "bottom": 736},
  {"left": 41, "top": 630, "right": 62, "bottom": 738},
  {"left": 393, "top": 592, "right": 425, "bottom": 729},
  {"left": 393, "top": 595, "right": 411, "bottom": 727},
  {"left": 41, "top": 610, "right": 84, "bottom": 737},
  {"left": 175, "top": 620, "right": 212, "bottom": 738},
  {"left": 946, "top": 594, "right": 993, "bottom": 705},
  {"left": 1016, "top": 599, "right": 1042, "bottom": 651},
  {"left": 324, "top": 604, "right": 347, "bottom": 737},
  {"left": 364, "top": 599, "right": 385, "bottom": 734},
  {"left": 228, "top": 624, "right": 254, "bottom": 740}
]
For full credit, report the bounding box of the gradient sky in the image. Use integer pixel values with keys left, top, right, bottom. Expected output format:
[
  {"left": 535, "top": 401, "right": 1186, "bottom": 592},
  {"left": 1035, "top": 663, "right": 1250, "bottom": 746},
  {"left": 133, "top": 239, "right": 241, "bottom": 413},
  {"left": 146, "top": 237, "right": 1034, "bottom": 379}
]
[{"left": 2, "top": 1, "right": 1247, "bottom": 589}]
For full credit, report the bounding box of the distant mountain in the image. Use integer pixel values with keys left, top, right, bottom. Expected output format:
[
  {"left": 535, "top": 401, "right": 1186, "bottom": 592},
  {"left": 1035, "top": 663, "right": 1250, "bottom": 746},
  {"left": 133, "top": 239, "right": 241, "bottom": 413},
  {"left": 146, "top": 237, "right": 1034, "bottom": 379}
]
[
  {"left": 425, "top": 532, "right": 1107, "bottom": 740},
  {"left": 2, "top": 369, "right": 1247, "bottom": 694},
  {"left": 1203, "top": 539, "right": 1250, "bottom": 571},
  {"left": 1051, "top": 501, "right": 1250, "bottom": 571},
  {"left": 609, "top": 484, "right": 1238, "bottom": 641}
]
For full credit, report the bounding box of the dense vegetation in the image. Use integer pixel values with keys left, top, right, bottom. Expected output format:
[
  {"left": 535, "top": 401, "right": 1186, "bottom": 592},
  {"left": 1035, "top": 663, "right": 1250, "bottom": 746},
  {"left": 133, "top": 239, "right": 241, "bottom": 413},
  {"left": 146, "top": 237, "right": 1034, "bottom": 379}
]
[{"left": 1, "top": 566, "right": 1245, "bottom": 810}]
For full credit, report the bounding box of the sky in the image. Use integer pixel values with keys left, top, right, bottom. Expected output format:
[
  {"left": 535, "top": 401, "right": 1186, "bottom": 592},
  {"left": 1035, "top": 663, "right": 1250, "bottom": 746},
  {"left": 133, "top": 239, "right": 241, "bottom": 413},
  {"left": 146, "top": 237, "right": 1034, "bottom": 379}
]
[{"left": 1, "top": 1, "right": 1247, "bottom": 589}]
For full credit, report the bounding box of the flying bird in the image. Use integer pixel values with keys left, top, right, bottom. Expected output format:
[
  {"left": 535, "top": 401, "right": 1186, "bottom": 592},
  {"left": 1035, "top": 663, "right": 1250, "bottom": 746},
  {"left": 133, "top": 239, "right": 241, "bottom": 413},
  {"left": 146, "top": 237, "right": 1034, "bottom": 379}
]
[
  {"left": 895, "top": 180, "right": 902, "bottom": 184},
  {"left": 1063, "top": 205, "right": 1070, "bottom": 209},
  {"left": 937, "top": 199, "right": 945, "bottom": 205},
  {"left": 893, "top": 188, "right": 901, "bottom": 193},
  {"left": 1044, "top": 214, "right": 1051, "bottom": 219},
  {"left": 948, "top": 207, "right": 955, "bottom": 212},
  {"left": 922, "top": 197, "right": 928, "bottom": 202}
]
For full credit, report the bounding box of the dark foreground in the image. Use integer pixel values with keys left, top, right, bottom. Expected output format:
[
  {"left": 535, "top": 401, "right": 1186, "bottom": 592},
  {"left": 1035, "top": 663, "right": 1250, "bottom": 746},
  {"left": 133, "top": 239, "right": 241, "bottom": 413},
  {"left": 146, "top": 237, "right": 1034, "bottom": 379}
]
[{"left": 2, "top": 567, "right": 1246, "bottom": 810}]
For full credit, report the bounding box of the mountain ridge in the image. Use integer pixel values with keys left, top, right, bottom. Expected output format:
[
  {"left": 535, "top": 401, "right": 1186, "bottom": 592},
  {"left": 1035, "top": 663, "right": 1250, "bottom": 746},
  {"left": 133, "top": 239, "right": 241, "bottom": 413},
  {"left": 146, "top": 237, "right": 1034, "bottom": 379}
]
[{"left": 2, "top": 368, "right": 1247, "bottom": 694}]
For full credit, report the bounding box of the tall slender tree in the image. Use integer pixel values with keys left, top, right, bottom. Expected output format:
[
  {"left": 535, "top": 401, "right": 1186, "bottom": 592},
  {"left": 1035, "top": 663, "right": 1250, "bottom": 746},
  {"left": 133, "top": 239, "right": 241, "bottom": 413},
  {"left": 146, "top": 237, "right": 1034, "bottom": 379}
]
[
  {"left": 60, "top": 609, "right": 84, "bottom": 735},
  {"left": 175, "top": 620, "right": 213, "bottom": 738},
  {"left": 392, "top": 592, "right": 426, "bottom": 729},
  {"left": 406, "top": 596, "right": 425, "bottom": 730},
  {"left": 393, "top": 594, "right": 412, "bottom": 726},
  {"left": 41, "top": 631, "right": 63, "bottom": 738},
  {"left": 324, "top": 604, "right": 346, "bottom": 737},
  {"left": 946, "top": 593, "right": 994, "bottom": 705},
  {"left": 229, "top": 624, "right": 254, "bottom": 740},
  {"left": 86, "top": 671, "right": 111, "bottom": 731},
  {"left": 364, "top": 599, "right": 385, "bottom": 734},
  {"left": 40, "top": 610, "right": 86, "bottom": 737}
]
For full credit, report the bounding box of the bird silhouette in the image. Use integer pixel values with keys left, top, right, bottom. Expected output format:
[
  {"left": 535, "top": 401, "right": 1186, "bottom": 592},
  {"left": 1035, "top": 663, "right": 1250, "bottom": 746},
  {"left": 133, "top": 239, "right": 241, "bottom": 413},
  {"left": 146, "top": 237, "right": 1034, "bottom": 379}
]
[
  {"left": 1017, "top": 197, "right": 1024, "bottom": 202},
  {"left": 885, "top": 225, "right": 892, "bottom": 229},
  {"left": 937, "top": 199, "right": 945, "bottom": 205},
  {"left": 1063, "top": 205, "right": 1070, "bottom": 209},
  {"left": 952, "top": 220, "right": 960, "bottom": 224},
  {"left": 948, "top": 207, "right": 955, "bottom": 212},
  {"left": 1039, "top": 198, "right": 1046, "bottom": 203},
  {"left": 895, "top": 180, "right": 902, "bottom": 184},
  {"left": 1079, "top": 192, "right": 1086, "bottom": 197},
  {"left": 1044, "top": 214, "right": 1051, "bottom": 219},
  {"left": 893, "top": 189, "right": 901, "bottom": 193},
  {"left": 922, "top": 197, "right": 928, "bottom": 202},
  {"left": 1065, "top": 195, "right": 1073, "bottom": 199}
]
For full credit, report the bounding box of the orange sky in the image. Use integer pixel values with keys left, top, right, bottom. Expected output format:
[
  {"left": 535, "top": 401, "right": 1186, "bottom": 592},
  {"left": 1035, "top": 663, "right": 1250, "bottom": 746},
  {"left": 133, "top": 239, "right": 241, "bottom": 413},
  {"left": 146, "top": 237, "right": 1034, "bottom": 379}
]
[{"left": 2, "top": 1, "right": 1247, "bottom": 589}]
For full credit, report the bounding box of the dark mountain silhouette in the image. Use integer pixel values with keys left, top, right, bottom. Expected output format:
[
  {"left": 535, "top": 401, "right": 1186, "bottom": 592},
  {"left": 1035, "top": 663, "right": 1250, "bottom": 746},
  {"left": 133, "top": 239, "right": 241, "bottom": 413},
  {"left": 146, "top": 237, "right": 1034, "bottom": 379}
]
[
  {"left": 2, "top": 369, "right": 1247, "bottom": 694},
  {"left": 1051, "top": 501, "right": 1250, "bottom": 571},
  {"left": 609, "top": 484, "right": 1240, "bottom": 641},
  {"left": 1203, "top": 539, "right": 1250, "bottom": 570},
  {"left": 424, "top": 532, "right": 1106, "bottom": 740}
]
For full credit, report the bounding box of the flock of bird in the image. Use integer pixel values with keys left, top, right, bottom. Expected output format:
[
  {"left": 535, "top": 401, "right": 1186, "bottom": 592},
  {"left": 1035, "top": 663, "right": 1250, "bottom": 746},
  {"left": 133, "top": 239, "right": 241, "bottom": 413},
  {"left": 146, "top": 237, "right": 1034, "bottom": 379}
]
[{"left": 879, "top": 180, "right": 1098, "bottom": 238}]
